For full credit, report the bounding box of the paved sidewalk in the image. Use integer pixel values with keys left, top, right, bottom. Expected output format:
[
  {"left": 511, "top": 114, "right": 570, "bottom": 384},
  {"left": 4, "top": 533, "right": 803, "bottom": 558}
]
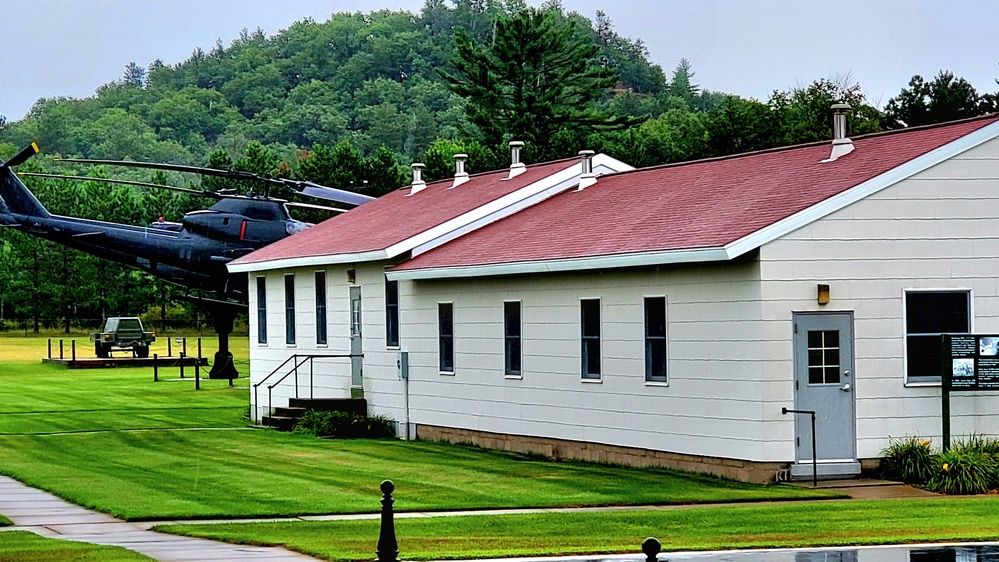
[{"left": 0, "top": 475, "right": 320, "bottom": 562}]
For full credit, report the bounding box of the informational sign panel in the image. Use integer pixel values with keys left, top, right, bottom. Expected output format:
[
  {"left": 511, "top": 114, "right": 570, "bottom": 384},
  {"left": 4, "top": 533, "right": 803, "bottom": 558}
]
[{"left": 947, "top": 334, "right": 999, "bottom": 391}]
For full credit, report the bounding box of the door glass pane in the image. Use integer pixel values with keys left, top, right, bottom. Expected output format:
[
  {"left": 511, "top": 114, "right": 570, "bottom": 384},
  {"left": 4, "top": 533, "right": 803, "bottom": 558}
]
[{"left": 807, "top": 330, "right": 840, "bottom": 384}]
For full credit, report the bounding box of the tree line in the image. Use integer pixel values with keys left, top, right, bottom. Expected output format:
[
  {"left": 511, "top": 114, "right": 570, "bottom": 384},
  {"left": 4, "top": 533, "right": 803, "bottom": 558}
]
[{"left": 1, "top": 0, "right": 997, "bottom": 331}]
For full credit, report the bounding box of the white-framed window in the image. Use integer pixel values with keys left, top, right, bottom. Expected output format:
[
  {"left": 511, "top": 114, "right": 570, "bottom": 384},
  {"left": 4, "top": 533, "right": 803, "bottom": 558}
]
[
  {"left": 315, "top": 271, "right": 327, "bottom": 345},
  {"left": 385, "top": 279, "right": 399, "bottom": 347},
  {"left": 284, "top": 274, "right": 296, "bottom": 345},
  {"left": 256, "top": 276, "right": 267, "bottom": 344},
  {"left": 438, "top": 302, "right": 454, "bottom": 373},
  {"left": 644, "top": 296, "right": 667, "bottom": 383},
  {"left": 580, "top": 298, "right": 601, "bottom": 380},
  {"left": 904, "top": 289, "right": 972, "bottom": 385},
  {"left": 504, "top": 301, "right": 522, "bottom": 377}
]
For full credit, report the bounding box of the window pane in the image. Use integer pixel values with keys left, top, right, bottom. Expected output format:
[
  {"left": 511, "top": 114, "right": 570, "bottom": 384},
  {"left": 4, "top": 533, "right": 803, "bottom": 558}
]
[
  {"left": 439, "top": 303, "right": 454, "bottom": 372},
  {"left": 807, "top": 330, "right": 822, "bottom": 348},
  {"left": 582, "top": 339, "right": 601, "bottom": 378},
  {"left": 823, "top": 349, "right": 839, "bottom": 367},
  {"left": 315, "top": 272, "right": 327, "bottom": 345},
  {"left": 646, "top": 339, "right": 667, "bottom": 382},
  {"left": 504, "top": 302, "right": 521, "bottom": 376},
  {"left": 581, "top": 299, "right": 600, "bottom": 337},
  {"left": 809, "top": 367, "right": 824, "bottom": 384},
  {"left": 906, "top": 292, "right": 970, "bottom": 334},
  {"left": 808, "top": 349, "right": 823, "bottom": 367},
  {"left": 580, "top": 299, "right": 600, "bottom": 378},
  {"left": 285, "top": 275, "right": 296, "bottom": 345},
  {"left": 644, "top": 297, "right": 666, "bottom": 338},
  {"left": 256, "top": 277, "right": 267, "bottom": 344},
  {"left": 824, "top": 330, "right": 838, "bottom": 349},
  {"left": 824, "top": 366, "right": 840, "bottom": 384},
  {"left": 385, "top": 280, "right": 399, "bottom": 347},
  {"left": 907, "top": 335, "right": 945, "bottom": 379},
  {"left": 504, "top": 302, "right": 521, "bottom": 337}
]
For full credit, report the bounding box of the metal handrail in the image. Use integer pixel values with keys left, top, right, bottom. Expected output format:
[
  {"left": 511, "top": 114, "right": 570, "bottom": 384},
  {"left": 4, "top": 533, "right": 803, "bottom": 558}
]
[{"left": 252, "top": 353, "right": 360, "bottom": 423}]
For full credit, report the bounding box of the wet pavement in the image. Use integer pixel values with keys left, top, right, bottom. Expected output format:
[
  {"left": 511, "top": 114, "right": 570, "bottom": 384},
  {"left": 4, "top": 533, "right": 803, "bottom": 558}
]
[{"left": 494, "top": 543, "right": 999, "bottom": 562}]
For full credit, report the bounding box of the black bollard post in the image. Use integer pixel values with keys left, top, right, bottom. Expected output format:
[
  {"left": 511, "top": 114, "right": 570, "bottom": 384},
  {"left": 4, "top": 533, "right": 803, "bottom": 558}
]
[
  {"left": 375, "top": 480, "right": 399, "bottom": 562},
  {"left": 167, "top": 338, "right": 172, "bottom": 358},
  {"left": 71, "top": 340, "right": 76, "bottom": 361},
  {"left": 182, "top": 337, "right": 187, "bottom": 357},
  {"left": 47, "top": 339, "right": 52, "bottom": 359},
  {"left": 642, "top": 537, "right": 661, "bottom": 562},
  {"left": 153, "top": 354, "right": 159, "bottom": 382},
  {"left": 179, "top": 352, "right": 186, "bottom": 378},
  {"left": 59, "top": 339, "right": 64, "bottom": 359}
]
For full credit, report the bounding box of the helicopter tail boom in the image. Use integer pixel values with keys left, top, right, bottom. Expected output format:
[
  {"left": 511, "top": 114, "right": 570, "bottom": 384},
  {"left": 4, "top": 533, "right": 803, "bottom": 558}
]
[{"left": 0, "top": 143, "right": 51, "bottom": 223}]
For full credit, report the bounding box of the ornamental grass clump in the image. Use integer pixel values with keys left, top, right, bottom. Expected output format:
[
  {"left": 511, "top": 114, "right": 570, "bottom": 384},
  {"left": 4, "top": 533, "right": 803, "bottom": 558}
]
[
  {"left": 880, "top": 436, "right": 937, "bottom": 484},
  {"left": 925, "top": 447, "right": 998, "bottom": 495}
]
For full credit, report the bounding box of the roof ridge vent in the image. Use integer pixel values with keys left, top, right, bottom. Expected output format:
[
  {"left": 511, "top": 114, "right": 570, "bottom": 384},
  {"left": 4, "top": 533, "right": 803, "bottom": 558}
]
[
  {"left": 406, "top": 162, "right": 427, "bottom": 196},
  {"left": 822, "top": 103, "right": 855, "bottom": 162},
  {"left": 507, "top": 141, "right": 526, "bottom": 179},
  {"left": 449, "top": 153, "right": 469, "bottom": 189},
  {"left": 576, "top": 150, "right": 597, "bottom": 190}
]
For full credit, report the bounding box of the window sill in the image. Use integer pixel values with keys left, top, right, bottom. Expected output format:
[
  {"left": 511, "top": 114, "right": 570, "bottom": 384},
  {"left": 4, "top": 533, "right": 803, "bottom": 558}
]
[
  {"left": 645, "top": 381, "right": 669, "bottom": 387},
  {"left": 581, "top": 378, "right": 603, "bottom": 384},
  {"left": 905, "top": 379, "right": 942, "bottom": 388},
  {"left": 257, "top": 343, "right": 268, "bottom": 347},
  {"left": 440, "top": 371, "right": 455, "bottom": 377},
  {"left": 386, "top": 346, "right": 401, "bottom": 351},
  {"left": 316, "top": 344, "right": 328, "bottom": 349},
  {"left": 505, "top": 374, "right": 523, "bottom": 380},
  {"left": 285, "top": 344, "right": 297, "bottom": 348}
]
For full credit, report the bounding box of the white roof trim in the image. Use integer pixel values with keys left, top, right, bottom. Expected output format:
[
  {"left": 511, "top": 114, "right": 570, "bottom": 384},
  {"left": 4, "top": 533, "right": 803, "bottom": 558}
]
[
  {"left": 388, "top": 119, "right": 999, "bottom": 281},
  {"left": 725, "top": 118, "right": 999, "bottom": 259},
  {"left": 227, "top": 249, "right": 389, "bottom": 273},
  {"left": 386, "top": 247, "right": 730, "bottom": 280}
]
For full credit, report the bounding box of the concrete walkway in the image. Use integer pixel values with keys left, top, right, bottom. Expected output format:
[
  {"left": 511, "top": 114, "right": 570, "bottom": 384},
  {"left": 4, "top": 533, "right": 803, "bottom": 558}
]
[{"left": 0, "top": 475, "right": 320, "bottom": 562}]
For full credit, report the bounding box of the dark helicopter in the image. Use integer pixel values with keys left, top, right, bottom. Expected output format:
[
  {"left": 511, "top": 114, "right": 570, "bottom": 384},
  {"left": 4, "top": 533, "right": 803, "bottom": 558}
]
[{"left": 0, "top": 142, "right": 374, "bottom": 378}]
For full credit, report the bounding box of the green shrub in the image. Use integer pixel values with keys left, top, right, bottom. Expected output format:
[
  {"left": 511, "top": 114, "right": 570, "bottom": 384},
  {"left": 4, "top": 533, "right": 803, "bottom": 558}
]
[
  {"left": 925, "top": 448, "right": 998, "bottom": 495},
  {"left": 880, "top": 436, "right": 937, "bottom": 484},
  {"left": 293, "top": 409, "right": 396, "bottom": 439},
  {"left": 955, "top": 434, "right": 999, "bottom": 456}
]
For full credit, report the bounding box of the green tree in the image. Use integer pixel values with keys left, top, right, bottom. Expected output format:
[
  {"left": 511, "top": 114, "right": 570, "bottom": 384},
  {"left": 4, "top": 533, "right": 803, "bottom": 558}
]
[
  {"left": 439, "top": 6, "right": 625, "bottom": 154},
  {"left": 883, "top": 71, "right": 994, "bottom": 129}
]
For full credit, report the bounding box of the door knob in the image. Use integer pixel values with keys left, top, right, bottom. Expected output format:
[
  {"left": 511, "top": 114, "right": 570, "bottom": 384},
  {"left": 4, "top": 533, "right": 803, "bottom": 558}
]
[{"left": 841, "top": 383, "right": 851, "bottom": 392}]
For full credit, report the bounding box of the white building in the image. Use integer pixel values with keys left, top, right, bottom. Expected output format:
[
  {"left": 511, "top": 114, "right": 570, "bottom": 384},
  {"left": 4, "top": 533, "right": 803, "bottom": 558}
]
[{"left": 230, "top": 115, "right": 999, "bottom": 483}]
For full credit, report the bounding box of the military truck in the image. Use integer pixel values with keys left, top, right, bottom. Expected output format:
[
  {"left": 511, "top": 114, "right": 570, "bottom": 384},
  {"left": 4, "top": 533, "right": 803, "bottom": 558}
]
[{"left": 90, "top": 317, "right": 155, "bottom": 358}]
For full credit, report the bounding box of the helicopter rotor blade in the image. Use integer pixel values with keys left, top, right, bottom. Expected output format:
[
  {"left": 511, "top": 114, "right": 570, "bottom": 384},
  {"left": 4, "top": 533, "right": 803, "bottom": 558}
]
[
  {"left": 284, "top": 200, "right": 348, "bottom": 213},
  {"left": 283, "top": 180, "right": 375, "bottom": 206},
  {"left": 2, "top": 142, "right": 40, "bottom": 169},
  {"left": 17, "top": 172, "right": 219, "bottom": 198},
  {"left": 56, "top": 158, "right": 269, "bottom": 184},
  {"left": 57, "top": 158, "right": 376, "bottom": 207}
]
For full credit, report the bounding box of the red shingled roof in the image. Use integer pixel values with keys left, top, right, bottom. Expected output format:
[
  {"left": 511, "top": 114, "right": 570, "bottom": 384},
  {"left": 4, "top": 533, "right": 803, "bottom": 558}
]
[
  {"left": 394, "top": 117, "right": 999, "bottom": 272},
  {"left": 231, "top": 159, "right": 574, "bottom": 265}
]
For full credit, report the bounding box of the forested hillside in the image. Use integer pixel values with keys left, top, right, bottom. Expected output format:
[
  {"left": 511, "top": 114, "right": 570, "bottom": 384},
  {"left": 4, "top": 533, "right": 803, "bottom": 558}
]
[{"left": 1, "top": 0, "right": 996, "bottom": 332}]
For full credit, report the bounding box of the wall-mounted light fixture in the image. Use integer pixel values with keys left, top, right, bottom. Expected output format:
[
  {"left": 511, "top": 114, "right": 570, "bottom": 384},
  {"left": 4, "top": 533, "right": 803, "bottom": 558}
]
[
  {"left": 347, "top": 269, "right": 356, "bottom": 284},
  {"left": 817, "top": 284, "right": 830, "bottom": 305}
]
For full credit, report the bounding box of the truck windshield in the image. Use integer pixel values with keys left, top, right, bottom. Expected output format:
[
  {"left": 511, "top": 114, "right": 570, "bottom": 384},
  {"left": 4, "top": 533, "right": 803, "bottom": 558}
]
[{"left": 118, "top": 319, "right": 141, "bottom": 331}]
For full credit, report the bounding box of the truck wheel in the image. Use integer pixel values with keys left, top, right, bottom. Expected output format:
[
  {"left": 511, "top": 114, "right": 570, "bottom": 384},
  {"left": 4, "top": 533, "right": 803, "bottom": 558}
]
[
  {"left": 135, "top": 346, "right": 149, "bottom": 359},
  {"left": 95, "top": 343, "right": 107, "bottom": 358}
]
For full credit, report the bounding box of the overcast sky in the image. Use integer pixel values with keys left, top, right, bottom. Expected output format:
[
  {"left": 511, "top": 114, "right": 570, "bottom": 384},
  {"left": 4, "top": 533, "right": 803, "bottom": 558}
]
[{"left": 2, "top": 0, "right": 997, "bottom": 121}]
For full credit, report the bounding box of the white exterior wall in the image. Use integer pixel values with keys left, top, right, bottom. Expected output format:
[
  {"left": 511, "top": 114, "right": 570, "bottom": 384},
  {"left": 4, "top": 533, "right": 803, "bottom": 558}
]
[
  {"left": 248, "top": 262, "right": 409, "bottom": 428},
  {"left": 760, "top": 137, "right": 999, "bottom": 459},
  {"left": 397, "top": 262, "right": 771, "bottom": 461}
]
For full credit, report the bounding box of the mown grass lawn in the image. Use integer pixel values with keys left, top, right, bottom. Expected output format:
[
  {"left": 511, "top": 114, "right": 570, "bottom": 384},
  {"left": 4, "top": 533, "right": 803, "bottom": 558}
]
[
  {"left": 159, "top": 496, "right": 999, "bottom": 562},
  {"left": 0, "top": 531, "right": 153, "bottom": 561},
  {"left": 0, "top": 338, "right": 836, "bottom": 522},
  {"left": 0, "top": 431, "right": 834, "bottom": 520}
]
